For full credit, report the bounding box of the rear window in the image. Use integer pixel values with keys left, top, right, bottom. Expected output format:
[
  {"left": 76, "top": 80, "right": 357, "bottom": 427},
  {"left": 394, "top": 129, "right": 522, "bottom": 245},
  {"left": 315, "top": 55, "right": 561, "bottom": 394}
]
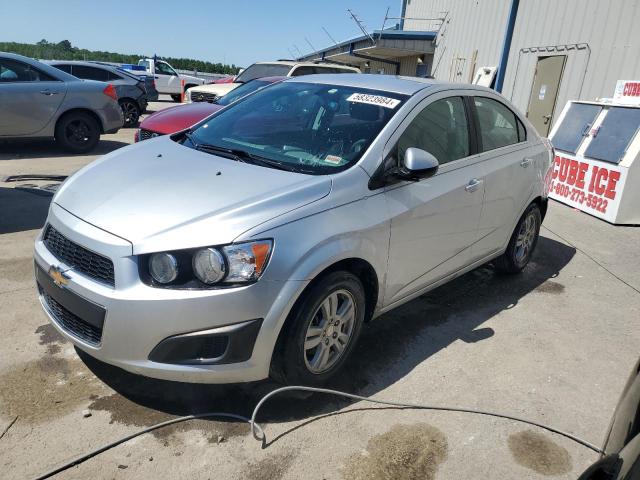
[
  {"left": 584, "top": 107, "right": 640, "bottom": 164},
  {"left": 551, "top": 103, "right": 602, "bottom": 154},
  {"left": 71, "top": 65, "right": 109, "bottom": 81},
  {"left": 235, "top": 63, "right": 292, "bottom": 82}
]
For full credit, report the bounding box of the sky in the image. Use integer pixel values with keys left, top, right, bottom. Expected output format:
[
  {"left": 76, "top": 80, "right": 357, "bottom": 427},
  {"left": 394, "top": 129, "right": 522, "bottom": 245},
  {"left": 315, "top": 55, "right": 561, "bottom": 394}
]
[{"left": 0, "top": 0, "right": 402, "bottom": 67}]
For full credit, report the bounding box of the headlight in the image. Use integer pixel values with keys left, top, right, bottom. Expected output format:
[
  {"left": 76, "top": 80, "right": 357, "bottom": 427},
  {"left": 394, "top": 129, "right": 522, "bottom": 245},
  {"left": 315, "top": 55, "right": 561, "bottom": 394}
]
[
  {"left": 149, "top": 252, "right": 178, "bottom": 283},
  {"left": 192, "top": 248, "right": 226, "bottom": 284},
  {"left": 143, "top": 240, "right": 272, "bottom": 288},
  {"left": 185, "top": 90, "right": 192, "bottom": 102},
  {"left": 223, "top": 241, "right": 272, "bottom": 282}
]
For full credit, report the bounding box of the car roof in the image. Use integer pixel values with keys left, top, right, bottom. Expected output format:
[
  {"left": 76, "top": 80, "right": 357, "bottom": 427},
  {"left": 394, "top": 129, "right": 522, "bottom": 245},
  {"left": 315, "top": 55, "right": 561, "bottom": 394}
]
[
  {"left": 254, "top": 60, "right": 358, "bottom": 70},
  {"left": 284, "top": 73, "right": 465, "bottom": 96},
  {"left": 47, "top": 60, "right": 117, "bottom": 71},
  {"left": 0, "top": 51, "right": 78, "bottom": 81}
]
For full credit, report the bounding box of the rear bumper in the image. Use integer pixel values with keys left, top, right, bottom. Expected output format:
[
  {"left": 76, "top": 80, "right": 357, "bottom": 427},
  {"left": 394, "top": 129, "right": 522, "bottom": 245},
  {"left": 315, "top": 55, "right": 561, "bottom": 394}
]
[{"left": 99, "top": 100, "right": 124, "bottom": 133}]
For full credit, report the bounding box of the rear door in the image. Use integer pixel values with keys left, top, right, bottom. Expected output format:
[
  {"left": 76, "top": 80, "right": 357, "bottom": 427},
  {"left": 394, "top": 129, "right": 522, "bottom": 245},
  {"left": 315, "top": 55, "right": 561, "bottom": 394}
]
[
  {"left": 470, "top": 95, "right": 540, "bottom": 261},
  {"left": 382, "top": 92, "right": 485, "bottom": 306},
  {"left": 0, "top": 58, "right": 66, "bottom": 136}
]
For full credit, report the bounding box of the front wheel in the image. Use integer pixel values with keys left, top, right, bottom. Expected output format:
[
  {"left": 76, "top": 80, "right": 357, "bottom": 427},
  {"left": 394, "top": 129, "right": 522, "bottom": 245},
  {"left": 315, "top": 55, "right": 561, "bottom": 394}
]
[
  {"left": 272, "top": 271, "right": 366, "bottom": 385},
  {"left": 495, "top": 203, "right": 542, "bottom": 274}
]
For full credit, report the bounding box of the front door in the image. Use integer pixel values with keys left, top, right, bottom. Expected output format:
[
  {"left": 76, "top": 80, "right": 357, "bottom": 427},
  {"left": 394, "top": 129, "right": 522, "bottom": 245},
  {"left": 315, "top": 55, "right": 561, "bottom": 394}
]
[
  {"left": 527, "top": 55, "right": 566, "bottom": 136},
  {"left": 383, "top": 94, "right": 485, "bottom": 306},
  {"left": 154, "top": 61, "right": 180, "bottom": 94},
  {"left": 0, "top": 58, "right": 66, "bottom": 136}
]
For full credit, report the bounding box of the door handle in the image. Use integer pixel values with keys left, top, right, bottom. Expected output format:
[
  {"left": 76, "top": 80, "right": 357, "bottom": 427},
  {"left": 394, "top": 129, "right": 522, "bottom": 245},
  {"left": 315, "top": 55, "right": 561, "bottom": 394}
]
[
  {"left": 542, "top": 114, "right": 552, "bottom": 125},
  {"left": 465, "top": 178, "right": 482, "bottom": 193},
  {"left": 520, "top": 158, "right": 533, "bottom": 168},
  {"left": 39, "top": 90, "right": 59, "bottom": 95}
]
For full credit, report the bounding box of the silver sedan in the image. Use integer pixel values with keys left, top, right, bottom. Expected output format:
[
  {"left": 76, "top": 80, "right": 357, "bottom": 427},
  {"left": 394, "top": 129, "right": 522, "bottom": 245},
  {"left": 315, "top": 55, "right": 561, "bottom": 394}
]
[{"left": 34, "top": 74, "right": 552, "bottom": 384}]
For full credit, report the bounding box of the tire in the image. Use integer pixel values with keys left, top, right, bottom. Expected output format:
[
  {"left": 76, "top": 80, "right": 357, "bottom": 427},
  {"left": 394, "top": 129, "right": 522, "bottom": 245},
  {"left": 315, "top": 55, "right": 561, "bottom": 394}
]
[
  {"left": 54, "top": 112, "right": 100, "bottom": 154},
  {"left": 119, "top": 99, "right": 141, "bottom": 127},
  {"left": 272, "top": 271, "right": 366, "bottom": 385},
  {"left": 170, "top": 94, "right": 182, "bottom": 102},
  {"left": 495, "top": 203, "right": 542, "bottom": 274}
]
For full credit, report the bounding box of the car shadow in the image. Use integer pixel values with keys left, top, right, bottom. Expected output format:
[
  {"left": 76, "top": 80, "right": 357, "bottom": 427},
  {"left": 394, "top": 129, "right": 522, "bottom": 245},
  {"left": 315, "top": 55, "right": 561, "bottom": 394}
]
[
  {"left": 0, "top": 139, "right": 128, "bottom": 160},
  {"left": 0, "top": 186, "right": 54, "bottom": 234},
  {"left": 79, "top": 235, "right": 576, "bottom": 430}
]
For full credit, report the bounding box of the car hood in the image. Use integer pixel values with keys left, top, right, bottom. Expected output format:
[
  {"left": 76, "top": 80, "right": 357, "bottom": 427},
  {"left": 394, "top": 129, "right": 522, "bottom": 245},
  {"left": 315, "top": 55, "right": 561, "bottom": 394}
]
[
  {"left": 141, "top": 103, "right": 222, "bottom": 134},
  {"left": 54, "top": 137, "right": 331, "bottom": 254}
]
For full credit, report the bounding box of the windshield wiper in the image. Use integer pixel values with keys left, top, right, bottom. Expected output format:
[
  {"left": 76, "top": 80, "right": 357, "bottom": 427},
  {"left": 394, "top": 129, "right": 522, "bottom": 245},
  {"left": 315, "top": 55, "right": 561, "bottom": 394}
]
[{"left": 190, "top": 142, "right": 314, "bottom": 174}]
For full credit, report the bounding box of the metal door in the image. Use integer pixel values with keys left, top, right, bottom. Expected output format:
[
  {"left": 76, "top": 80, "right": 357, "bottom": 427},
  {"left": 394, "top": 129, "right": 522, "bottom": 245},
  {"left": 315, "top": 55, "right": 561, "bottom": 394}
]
[{"left": 526, "top": 55, "right": 566, "bottom": 136}]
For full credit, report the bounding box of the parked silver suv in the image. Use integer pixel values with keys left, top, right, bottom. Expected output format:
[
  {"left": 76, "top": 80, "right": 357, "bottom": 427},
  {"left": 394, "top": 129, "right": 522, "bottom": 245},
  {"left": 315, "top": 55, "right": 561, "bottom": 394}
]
[
  {"left": 34, "top": 75, "right": 552, "bottom": 384},
  {"left": 0, "top": 52, "right": 123, "bottom": 152}
]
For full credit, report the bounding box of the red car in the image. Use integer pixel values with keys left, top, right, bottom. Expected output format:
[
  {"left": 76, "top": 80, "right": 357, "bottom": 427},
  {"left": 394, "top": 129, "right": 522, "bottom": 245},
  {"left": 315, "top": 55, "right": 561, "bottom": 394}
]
[{"left": 135, "top": 76, "right": 285, "bottom": 142}]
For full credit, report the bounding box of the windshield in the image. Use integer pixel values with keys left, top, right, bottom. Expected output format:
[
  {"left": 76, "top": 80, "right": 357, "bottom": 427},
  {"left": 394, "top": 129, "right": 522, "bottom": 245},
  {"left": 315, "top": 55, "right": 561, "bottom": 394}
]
[
  {"left": 183, "top": 82, "right": 407, "bottom": 174},
  {"left": 235, "top": 63, "right": 291, "bottom": 82},
  {"left": 216, "top": 79, "right": 273, "bottom": 106}
]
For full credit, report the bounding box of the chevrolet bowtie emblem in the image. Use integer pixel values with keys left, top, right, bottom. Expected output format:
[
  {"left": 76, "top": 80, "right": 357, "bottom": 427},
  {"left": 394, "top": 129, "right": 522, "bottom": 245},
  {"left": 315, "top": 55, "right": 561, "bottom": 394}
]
[{"left": 48, "top": 265, "right": 70, "bottom": 287}]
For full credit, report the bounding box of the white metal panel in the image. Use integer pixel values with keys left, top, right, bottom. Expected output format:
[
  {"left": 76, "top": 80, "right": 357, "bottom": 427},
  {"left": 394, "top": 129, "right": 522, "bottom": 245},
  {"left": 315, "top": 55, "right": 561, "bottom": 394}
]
[{"left": 404, "top": 0, "right": 640, "bottom": 132}]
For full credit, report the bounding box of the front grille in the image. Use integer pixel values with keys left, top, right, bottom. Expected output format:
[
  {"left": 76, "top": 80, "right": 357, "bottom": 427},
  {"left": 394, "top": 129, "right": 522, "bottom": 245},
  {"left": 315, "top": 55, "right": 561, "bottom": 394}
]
[
  {"left": 43, "top": 225, "right": 115, "bottom": 287},
  {"left": 139, "top": 128, "right": 161, "bottom": 141},
  {"left": 191, "top": 91, "right": 218, "bottom": 103},
  {"left": 40, "top": 289, "right": 103, "bottom": 345}
]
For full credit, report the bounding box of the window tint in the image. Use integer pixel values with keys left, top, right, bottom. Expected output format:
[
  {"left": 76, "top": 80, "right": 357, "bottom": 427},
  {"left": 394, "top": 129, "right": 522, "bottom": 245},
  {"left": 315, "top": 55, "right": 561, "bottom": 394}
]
[
  {"left": 0, "top": 59, "right": 56, "bottom": 82},
  {"left": 72, "top": 65, "right": 109, "bottom": 81},
  {"left": 584, "top": 107, "right": 640, "bottom": 164},
  {"left": 550, "top": 102, "right": 602, "bottom": 154},
  {"left": 397, "top": 96, "right": 470, "bottom": 165},
  {"left": 474, "top": 97, "right": 520, "bottom": 151},
  {"left": 53, "top": 64, "right": 73, "bottom": 74},
  {"left": 107, "top": 71, "right": 123, "bottom": 81},
  {"left": 290, "top": 66, "right": 316, "bottom": 77}
]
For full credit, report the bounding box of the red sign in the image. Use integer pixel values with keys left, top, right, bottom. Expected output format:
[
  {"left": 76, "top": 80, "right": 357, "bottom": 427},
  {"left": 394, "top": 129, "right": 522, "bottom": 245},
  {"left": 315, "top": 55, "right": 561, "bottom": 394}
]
[{"left": 548, "top": 153, "right": 627, "bottom": 222}]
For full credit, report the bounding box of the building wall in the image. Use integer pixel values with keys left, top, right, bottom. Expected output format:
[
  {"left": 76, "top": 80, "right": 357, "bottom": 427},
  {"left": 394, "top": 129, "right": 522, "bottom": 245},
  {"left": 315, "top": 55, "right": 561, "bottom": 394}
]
[
  {"left": 403, "top": 0, "right": 511, "bottom": 82},
  {"left": 403, "top": 0, "right": 640, "bottom": 127}
]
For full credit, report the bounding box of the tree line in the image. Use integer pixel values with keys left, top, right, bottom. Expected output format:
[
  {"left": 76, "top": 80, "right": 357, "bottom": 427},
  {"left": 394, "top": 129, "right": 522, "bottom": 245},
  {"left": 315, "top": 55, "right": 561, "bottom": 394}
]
[{"left": 0, "top": 39, "right": 240, "bottom": 75}]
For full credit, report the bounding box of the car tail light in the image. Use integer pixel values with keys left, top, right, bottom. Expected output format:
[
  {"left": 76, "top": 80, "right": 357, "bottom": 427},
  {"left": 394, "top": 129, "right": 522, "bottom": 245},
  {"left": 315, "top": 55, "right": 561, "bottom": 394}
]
[{"left": 103, "top": 84, "right": 117, "bottom": 100}]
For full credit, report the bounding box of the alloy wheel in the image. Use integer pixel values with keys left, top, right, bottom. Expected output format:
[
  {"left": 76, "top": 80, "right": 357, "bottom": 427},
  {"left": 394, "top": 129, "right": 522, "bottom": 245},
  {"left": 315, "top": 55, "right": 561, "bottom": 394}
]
[
  {"left": 303, "top": 289, "right": 356, "bottom": 374},
  {"left": 121, "top": 102, "right": 139, "bottom": 126},
  {"left": 515, "top": 211, "right": 537, "bottom": 264}
]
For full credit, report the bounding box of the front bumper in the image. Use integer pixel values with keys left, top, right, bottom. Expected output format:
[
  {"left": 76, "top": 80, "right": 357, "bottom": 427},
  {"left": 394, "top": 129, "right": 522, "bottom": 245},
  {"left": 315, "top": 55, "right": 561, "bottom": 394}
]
[{"left": 34, "top": 204, "right": 307, "bottom": 383}]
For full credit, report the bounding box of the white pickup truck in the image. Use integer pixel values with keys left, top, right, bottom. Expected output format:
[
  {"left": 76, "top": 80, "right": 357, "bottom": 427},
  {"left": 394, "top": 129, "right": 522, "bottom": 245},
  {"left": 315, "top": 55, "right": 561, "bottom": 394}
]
[{"left": 137, "top": 58, "right": 205, "bottom": 102}]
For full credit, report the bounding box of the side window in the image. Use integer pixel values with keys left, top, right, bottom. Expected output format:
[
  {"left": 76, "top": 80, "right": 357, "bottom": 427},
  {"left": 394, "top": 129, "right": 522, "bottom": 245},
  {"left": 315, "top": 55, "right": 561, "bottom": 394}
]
[
  {"left": 474, "top": 97, "right": 520, "bottom": 151},
  {"left": 72, "top": 66, "right": 109, "bottom": 81},
  {"left": 53, "top": 64, "right": 73, "bottom": 74},
  {"left": 290, "top": 66, "right": 316, "bottom": 77},
  {"left": 0, "top": 59, "right": 56, "bottom": 82},
  {"left": 397, "top": 96, "right": 470, "bottom": 165},
  {"left": 155, "top": 62, "right": 177, "bottom": 76},
  {"left": 107, "top": 71, "right": 123, "bottom": 81}
]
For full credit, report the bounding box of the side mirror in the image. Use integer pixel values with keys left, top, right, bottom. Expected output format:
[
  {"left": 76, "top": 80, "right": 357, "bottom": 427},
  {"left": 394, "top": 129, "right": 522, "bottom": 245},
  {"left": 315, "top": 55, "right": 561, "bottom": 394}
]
[{"left": 399, "top": 147, "right": 439, "bottom": 180}]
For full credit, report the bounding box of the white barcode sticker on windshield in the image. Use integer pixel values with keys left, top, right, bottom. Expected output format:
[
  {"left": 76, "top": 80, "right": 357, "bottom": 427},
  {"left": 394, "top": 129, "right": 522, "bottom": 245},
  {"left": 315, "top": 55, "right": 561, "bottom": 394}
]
[{"left": 347, "top": 93, "right": 400, "bottom": 109}]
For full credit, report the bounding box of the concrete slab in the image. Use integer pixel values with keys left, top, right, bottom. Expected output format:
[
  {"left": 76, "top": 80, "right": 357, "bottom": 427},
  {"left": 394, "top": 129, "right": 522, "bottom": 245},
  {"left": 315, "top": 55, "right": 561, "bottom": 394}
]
[{"left": 0, "top": 103, "right": 638, "bottom": 479}]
